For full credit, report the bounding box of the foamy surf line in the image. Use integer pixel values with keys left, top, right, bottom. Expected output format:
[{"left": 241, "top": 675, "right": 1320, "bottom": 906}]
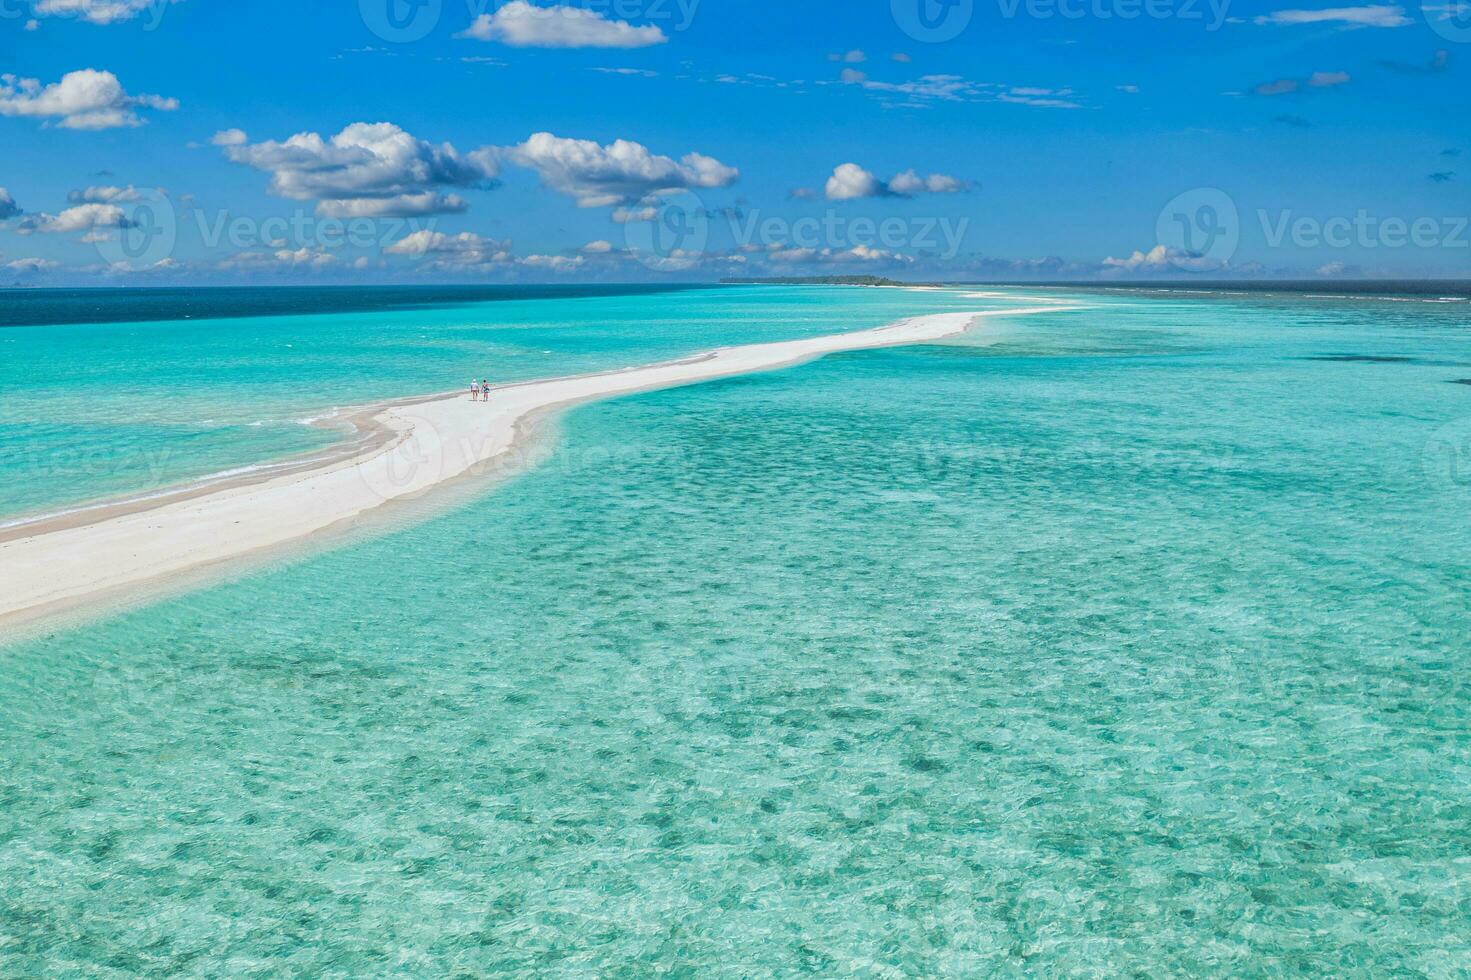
[{"left": 0, "top": 307, "right": 1074, "bottom": 628}]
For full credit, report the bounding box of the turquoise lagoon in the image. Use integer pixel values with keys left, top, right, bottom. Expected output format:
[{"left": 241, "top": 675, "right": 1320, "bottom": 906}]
[
  {"left": 0, "top": 284, "right": 1002, "bottom": 521},
  {"left": 2, "top": 285, "right": 1470, "bottom": 974}
]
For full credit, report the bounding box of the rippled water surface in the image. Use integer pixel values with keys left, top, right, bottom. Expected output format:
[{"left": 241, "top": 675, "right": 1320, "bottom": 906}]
[
  {"left": 0, "top": 284, "right": 994, "bottom": 519},
  {"left": 3, "top": 288, "right": 1470, "bottom": 974}
]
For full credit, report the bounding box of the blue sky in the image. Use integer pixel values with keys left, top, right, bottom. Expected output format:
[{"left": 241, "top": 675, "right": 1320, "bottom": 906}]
[{"left": 0, "top": 0, "right": 1466, "bottom": 283}]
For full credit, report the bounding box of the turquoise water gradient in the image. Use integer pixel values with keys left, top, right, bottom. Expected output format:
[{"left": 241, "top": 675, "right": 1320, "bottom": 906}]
[
  {"left": 3, "top": 288, "right": 1471, "bottom": 973},
  {"left": 0, "top": 284, "right": 999, "bottom": 519}
]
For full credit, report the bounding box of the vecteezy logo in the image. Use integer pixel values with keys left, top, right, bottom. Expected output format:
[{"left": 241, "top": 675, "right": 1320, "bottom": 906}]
[
  {"left": 1423, "top": 417, "right": 1471, "bottom": 494},
  {"left": 1155, "top": 187, "right": 1239, "bottom": 272},
  {"left": 360, "top": 0, "right": 442, "bottom": 43},
  {"left": 1422, "top": 1, "right": 1471, "bottom": 43},
  {"left": 94, "top": 193, "right": 177, "bottom": 269},
  {"left": 357, "top": 413, "right": 457, "bottom": 504},
  {"left": 891, "top": 0, "right": 974, "bottom": 42},
  {"left": 621, "top": 192, "right": 710, "bottom": 271}
]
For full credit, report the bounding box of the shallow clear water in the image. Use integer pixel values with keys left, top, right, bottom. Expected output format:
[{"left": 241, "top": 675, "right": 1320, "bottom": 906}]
[
  {"left": 3, "top": 287, "right": 1471, "bottom": 974},
  {"left": 0, "top": 284, "right": 999, "bottom": 519}
]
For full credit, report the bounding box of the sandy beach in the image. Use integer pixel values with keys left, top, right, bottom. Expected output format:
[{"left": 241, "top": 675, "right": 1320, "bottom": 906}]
[{"left": 0, "top": 307, "right": 1070, "bottom": 628}]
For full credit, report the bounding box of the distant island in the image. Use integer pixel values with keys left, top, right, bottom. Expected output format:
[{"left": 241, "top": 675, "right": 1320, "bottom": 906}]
[
  {"left": 720, "top": 277, "right": 1471, "bottom": 302},
  {"left": 720, "top": 275, "right": 912, "bottom": 287}
]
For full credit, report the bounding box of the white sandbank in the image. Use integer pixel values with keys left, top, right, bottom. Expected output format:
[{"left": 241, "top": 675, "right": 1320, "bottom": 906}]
[{"left": 0, "top": 307, "right": 1067, "bottom": 627}]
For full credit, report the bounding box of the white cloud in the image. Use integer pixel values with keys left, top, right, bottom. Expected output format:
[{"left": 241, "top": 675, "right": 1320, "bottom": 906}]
[
  {"left": 1254, "top": 78, "right": 1300, "bottom": 96},
  {"left": 219, "top": 122, "right": 499, "bottom": 217},
  {"left": 1102, "top": 245, "right": 1224, "bottom": 273},
  {"left": 315, "top": 192, "right": 469, "bottom": 218},
  {"left": 840, "top": 70, "right": 985, "bottom": 105},
  {"left": 507, "top": 132, "right": 738, "bottom": 208},
  {"left": 1254, "top": 70, "right": 1351, "bottom": 96},
  {"left": 591, "top": 67, "right": 658, "bottom": 77},
  {"left": 0, "top": 69, "right": 178, "bottom": 130},
  {"left": 829, "top": 49, "right": 867, "bottom": 63},
  {"left": 767, "top": 243, "right": 913, "bottom": 265},
  {"left": 210, "top": 127, "right": 247, "bottom": 146},
  {"left": 824, "top": 163, "right": 968, "bottom": 201},
  {"left": 6, "top": 257, "right": 60, "bottom": 273},
  {"left": 68, "top": 184, "right": 144, "bottom": 204},
  {"left": 518, "top": 253, "right": 585, "bottom": 271},
  {"left": 582, "top": 239, "right": 615, "bottom": 253},
  {"left": 219, "top": 248, "right": 338, "bottom": 272},
  {"left": 385, "top": 229, "right": 497, "bottom": 254},
  {"left": 17, "top": 203, "right": 134, "bottom": 235},
  {"left": 997, "top": 86, "right": 1081, "bottom": 108},
  {"left": 628, "top": 248, "right": 702, "bottom": 272},
  {"left": 825, "top": 163, "right": 885, "bottom": 201},
  {"left": 611, "top": 205, "right": 658, "bottom": 223},
  {"left": 838, "top": 69, "right": 1082, "bottom": 109},
  {"left": 385, "top": 230, "right": 512, "bottom": 267},
  {"left": 0, "top": 188, "right": 20, "bottom": 220},
  {"left": 33, "top": 0, "right": 184, "bottom": 25},
  {"left": 764, "top": 246, "right": 821, "bottom": 263},
  {"left": 843, "top": 244, "right": 910, "bottom": 262},
  {"left": 1254, "top": 4, "right": 1410, "bottom": 25},
  {"left": 1103, "top": 245, "right": 1172, "bottom": 270},
  {"left": 275, "top": 247, "right": 337, "bottom": 268},
  {"left": 1423, "top": 3, "right": 1471, "bottom": 22},
  {"left": 457, "top": 1, "right": 667, "bottom": 48},
  {"left": 888, "top": 169, "right": 966, "bottom": 195}
]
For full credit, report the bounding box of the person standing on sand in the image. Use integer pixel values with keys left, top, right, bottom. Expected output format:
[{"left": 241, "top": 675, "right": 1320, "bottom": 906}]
[
  {"left": 481, "top": 379, "right": 492, "bottom": 402},
  {"left": 470, "top": 379, "right": 480, "bottom": 402}
]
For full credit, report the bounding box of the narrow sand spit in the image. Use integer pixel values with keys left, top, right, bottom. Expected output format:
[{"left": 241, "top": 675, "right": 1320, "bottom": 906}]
[{"left": 0, "top": 307, "right": 1072, "bottom": 627}]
